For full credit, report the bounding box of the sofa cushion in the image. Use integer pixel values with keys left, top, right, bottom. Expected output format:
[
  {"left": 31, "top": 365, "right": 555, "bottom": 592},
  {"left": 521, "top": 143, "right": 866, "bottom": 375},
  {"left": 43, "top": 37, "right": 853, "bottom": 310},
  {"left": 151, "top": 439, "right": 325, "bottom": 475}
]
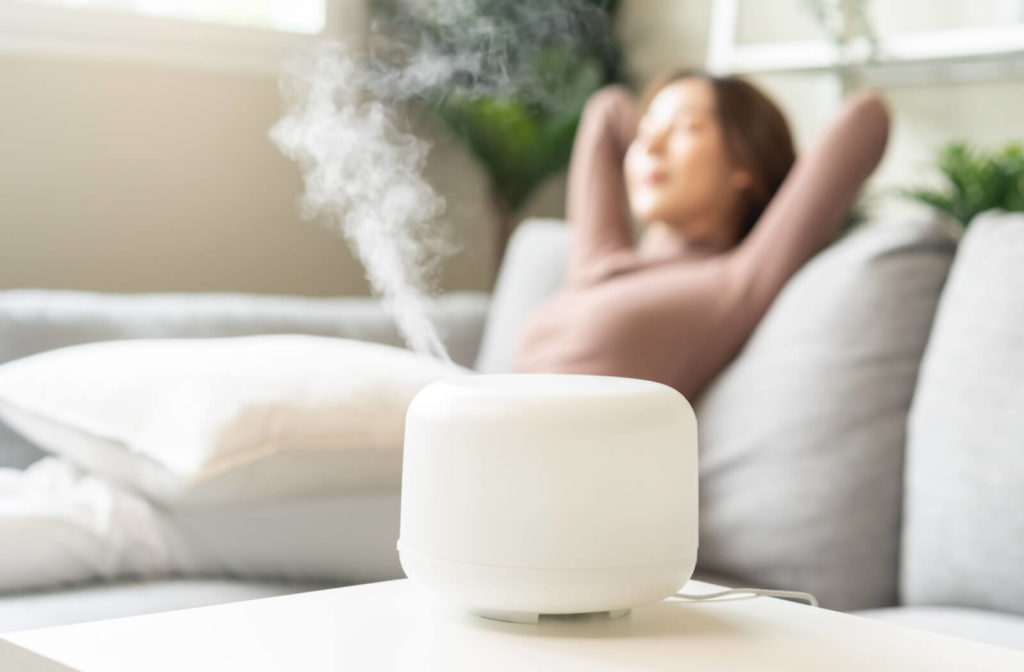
[
  {"left": 854, "top": 606, "right": 1024, "bottom": 652},
  {"left": 901, "top": 210, "right": 1024, "bottom": 615},
  {"left": 0, "top": 335, "right": 468, "bottom": 506},
  {"left": 694, "top": 216, "right": 958, "bottom": 612},
  {"left": 474, "top": 219, "right": 568, "bottom": 373}
]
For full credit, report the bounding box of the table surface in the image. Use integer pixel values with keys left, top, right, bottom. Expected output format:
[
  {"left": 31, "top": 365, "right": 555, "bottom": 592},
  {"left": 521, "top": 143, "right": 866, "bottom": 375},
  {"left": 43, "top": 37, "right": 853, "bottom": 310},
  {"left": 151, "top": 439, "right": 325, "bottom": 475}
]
[{"left": 3, "top": 578, "right": 1023, "bottom": 671}]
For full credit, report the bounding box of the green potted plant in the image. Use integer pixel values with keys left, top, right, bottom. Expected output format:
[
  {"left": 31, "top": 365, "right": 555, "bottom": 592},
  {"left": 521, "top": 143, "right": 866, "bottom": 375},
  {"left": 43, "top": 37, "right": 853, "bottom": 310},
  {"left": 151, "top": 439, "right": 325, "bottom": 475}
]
[
  {"left": 900, "top": 141, "right": 1024, "bottom": 227},
  {"left": 370, "top": 0, "right": 623, "bottom": 272}
]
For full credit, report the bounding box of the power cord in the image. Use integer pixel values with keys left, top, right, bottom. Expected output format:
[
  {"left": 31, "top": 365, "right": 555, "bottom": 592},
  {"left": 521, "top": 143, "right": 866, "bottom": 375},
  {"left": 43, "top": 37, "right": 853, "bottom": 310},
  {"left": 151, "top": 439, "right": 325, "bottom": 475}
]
[{"left": 673, "top": 587, "right": 819, "bottom": 608}]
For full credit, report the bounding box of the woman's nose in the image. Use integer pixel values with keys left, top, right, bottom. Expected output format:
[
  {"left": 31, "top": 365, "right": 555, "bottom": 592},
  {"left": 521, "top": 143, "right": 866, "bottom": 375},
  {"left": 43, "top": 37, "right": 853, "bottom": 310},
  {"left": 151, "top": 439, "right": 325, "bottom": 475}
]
[{"left": 645, "top": 126, "right": 669, "bottom": 154}]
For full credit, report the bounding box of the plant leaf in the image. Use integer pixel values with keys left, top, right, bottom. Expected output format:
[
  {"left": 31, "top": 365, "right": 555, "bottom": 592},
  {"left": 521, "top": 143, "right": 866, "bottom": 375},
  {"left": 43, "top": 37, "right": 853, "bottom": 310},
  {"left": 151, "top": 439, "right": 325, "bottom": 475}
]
[{"left": 899, "top": 140, "right": 1024, "bottom": 227}]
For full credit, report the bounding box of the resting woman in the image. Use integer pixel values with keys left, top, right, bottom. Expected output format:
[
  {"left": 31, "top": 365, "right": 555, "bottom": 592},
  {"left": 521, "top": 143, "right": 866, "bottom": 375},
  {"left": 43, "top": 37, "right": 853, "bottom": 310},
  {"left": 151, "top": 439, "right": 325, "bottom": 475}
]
[{"left": 512, "top": 71, "right": 890, "bottom": 399}]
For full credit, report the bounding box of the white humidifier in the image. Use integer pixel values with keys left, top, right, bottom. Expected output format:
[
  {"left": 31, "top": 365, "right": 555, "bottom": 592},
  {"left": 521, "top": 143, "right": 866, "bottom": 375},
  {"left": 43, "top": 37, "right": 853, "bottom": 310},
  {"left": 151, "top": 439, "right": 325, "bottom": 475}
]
[{"left": 397, "top": 373, "right": 698, "bottom": 624}]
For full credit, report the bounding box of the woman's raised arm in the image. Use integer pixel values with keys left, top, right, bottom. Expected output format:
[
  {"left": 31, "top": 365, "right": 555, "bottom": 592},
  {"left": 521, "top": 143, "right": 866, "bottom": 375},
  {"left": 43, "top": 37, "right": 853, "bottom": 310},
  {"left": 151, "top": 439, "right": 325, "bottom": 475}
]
[
  {"left": 564, "top": 85, "right": 640, "bottom": 288},
  {"left": 732, "top": 90, "right": 890, "bottom": 307}
]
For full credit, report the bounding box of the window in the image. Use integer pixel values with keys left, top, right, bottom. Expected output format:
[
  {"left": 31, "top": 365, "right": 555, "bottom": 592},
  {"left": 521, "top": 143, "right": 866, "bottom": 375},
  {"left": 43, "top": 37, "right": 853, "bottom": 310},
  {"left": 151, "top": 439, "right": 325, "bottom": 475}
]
[
  {"left": 0, "top": 0, "right": 363, "bottom": 73},
  {"left": 708, "top": 0, "right": 1024, "bottom": 85},
  {"left": 19, "top": 0, "right": 326, "bottom": 34}
]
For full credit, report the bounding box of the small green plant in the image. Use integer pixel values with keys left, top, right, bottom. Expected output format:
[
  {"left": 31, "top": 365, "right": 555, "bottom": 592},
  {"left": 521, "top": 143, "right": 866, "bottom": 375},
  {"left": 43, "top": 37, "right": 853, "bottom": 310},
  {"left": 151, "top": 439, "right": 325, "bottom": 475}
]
[
  {"left": 900, "top": 141, "right": 1024, "bottom": 227},
  {"left": 369, "top": 0, "right": 622, "bottom": 269}
]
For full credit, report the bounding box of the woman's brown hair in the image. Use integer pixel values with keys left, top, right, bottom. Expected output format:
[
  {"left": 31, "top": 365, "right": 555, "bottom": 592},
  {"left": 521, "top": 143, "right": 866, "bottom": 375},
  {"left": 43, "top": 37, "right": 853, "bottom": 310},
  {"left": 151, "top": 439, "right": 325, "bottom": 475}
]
[{"left": 642, "top": 69, "right": 796, "bottom": 239}]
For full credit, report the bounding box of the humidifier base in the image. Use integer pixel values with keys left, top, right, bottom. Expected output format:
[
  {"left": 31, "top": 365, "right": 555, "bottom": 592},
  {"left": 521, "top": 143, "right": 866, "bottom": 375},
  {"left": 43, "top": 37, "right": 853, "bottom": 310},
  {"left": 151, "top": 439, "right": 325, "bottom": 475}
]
[
  {"left": 468, "top": 606, "right": 632, "bottom": 624},
  {"left": 398, "top": 543, "right": 697, "bottom": 621}
]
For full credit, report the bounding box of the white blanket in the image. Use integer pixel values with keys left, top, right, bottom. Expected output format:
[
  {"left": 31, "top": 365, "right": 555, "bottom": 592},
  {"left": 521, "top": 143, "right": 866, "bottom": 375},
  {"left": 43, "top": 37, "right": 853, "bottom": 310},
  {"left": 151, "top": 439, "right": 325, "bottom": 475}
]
[
  {"left": 0, "top": 457, "right": 405, "bottom": 594},
  {"left": 0, "top": 458, "right": 175, "bottom": 593}
]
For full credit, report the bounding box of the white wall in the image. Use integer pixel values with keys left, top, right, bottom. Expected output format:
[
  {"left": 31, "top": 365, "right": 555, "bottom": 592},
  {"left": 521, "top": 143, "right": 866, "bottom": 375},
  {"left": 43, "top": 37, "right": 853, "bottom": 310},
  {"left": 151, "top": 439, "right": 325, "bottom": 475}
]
[
  {"left": 0, "top": 54, "right": 358, "bottom": 296},
  {"left": 0, "top": 47, "right": 526, "bottom": 296}
]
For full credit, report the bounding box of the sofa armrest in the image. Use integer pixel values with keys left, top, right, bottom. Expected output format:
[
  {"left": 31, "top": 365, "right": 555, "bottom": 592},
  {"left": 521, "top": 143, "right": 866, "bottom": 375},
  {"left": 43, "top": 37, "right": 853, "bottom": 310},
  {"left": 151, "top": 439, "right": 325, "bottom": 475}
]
[{"left": 0, "top": 289, "right": 491, "bottom": 370}]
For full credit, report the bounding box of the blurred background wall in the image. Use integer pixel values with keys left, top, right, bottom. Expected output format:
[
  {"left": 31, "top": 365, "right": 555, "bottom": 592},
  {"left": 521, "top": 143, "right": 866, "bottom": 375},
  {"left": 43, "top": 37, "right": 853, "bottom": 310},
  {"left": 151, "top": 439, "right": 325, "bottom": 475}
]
[{"left": 1, "top": 0, "right": 1021, "bottom": 295}]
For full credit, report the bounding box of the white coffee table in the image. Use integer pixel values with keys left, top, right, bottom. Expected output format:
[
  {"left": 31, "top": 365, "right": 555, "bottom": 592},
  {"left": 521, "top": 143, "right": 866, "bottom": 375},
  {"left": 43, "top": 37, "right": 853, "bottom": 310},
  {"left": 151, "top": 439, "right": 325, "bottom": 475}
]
[{"left": 2, "top": 578, "right": 1022, "bottom": 671}]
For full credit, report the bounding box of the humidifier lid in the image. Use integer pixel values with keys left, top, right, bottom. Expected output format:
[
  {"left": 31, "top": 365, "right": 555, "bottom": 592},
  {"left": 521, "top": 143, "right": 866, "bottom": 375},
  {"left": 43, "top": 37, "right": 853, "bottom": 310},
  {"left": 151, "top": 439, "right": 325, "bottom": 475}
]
[{"left": 399, "top": 373, "right": 699, "bottom": 570}]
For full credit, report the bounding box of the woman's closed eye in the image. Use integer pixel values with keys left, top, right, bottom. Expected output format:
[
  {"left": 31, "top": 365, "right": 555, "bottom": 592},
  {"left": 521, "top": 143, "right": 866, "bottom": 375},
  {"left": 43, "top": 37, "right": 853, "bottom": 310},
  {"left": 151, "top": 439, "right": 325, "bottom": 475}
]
[
  {"left": 673, "top": 117, "right": 704, "bottom": 133},
  {"left": 638, "top": 117, "right": 695, "bottom": 138}
]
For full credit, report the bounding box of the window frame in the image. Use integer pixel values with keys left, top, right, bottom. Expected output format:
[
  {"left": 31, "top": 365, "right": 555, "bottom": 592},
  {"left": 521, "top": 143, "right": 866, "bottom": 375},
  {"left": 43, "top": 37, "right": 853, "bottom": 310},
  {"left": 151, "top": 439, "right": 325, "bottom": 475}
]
[
  {"left": 0, "top": 0, "right": 366, "bottom": 74},
  {"left": 707, "top": 0, "right": 1024, "bottom": 87}
]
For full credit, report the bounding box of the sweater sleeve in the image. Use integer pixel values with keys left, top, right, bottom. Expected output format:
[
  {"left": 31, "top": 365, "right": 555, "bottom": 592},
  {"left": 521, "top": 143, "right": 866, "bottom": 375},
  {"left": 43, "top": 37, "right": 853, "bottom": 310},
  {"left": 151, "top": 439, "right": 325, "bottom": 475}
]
[
  {"left": 730, "top": 90, "right": 891, "bottom": 308},
  {"left": 564, "top": 85, "right": 640, "bottom": 289}
]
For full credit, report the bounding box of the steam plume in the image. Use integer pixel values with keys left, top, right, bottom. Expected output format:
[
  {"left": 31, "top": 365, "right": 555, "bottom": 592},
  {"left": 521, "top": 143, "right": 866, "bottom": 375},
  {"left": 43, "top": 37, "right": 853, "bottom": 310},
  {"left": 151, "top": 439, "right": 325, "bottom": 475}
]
[{"left": 270, "top": 0, "right": 613, "bottom": 361}]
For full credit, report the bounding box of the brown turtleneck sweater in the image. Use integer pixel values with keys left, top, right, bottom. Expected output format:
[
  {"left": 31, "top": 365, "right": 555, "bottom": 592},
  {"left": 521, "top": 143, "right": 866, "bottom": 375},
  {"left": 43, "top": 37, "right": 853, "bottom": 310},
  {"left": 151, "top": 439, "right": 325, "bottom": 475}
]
[{"left": 512, "top": 88, "right": 890, "bottom": 401}]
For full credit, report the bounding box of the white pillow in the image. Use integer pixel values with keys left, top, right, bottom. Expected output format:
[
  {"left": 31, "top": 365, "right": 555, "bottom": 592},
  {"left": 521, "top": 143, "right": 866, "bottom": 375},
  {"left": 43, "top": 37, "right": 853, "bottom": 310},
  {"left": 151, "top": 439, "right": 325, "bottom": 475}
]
[{"left": 0, "top": 335, "right": 470, "bottom": 506}]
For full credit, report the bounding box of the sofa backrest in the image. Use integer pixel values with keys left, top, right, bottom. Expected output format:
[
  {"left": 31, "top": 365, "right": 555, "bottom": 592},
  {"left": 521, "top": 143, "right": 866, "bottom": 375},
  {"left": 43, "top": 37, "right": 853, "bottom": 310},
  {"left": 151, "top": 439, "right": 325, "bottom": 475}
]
[
  {"left": 901, "top": 210, "right": 1024, "bottom": 616},
  {"left": 695, "top": 216, "right": 958, "bottom": 611},
  {"left": 474, "top": 219, "right": 569, "bottom": 373}
]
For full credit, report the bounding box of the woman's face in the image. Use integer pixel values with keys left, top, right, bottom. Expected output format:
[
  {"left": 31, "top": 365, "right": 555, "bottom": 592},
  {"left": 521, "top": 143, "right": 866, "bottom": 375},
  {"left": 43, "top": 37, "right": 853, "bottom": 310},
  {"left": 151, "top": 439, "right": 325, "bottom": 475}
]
[{"left": 624, "top": 78, "right": 749, "bottom": 229}]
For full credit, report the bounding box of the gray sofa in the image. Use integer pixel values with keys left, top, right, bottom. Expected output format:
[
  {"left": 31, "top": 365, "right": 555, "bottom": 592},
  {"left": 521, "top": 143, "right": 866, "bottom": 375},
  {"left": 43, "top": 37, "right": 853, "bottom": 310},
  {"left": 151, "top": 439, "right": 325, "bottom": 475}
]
[{"left": 1, "top": 214, "right": 1022, "bottom": 654}]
